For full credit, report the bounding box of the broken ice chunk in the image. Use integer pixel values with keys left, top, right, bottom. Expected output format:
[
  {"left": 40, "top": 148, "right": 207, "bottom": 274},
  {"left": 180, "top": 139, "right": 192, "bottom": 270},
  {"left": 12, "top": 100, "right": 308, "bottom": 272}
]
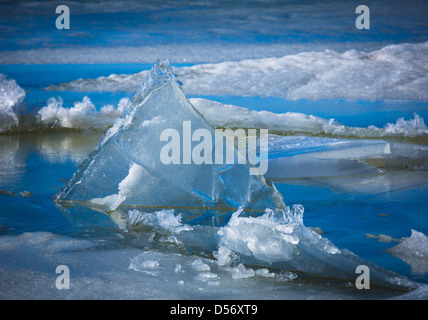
[{"left": 386, "top": 230, "right": 428, "bottom": 275}]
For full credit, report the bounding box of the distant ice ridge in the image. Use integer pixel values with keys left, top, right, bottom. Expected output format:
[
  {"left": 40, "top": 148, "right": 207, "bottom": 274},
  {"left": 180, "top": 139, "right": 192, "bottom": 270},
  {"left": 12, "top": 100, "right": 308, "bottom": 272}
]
[
  {"left": 192, "top": 99, "right": 428, "bottom": 139},
  {"left": 2, "top": 71, "right": 428, "bottom": 139},
  {"left": 179, "top": 41, "right": 428, "bottom": 100},
  {"left": 0, "top": 73, "right": 25, "bottom": 132},
  {"left": 0, "top": 43, "right": 373, "bottom": 66},
  {"left": 5, "top": 95, "right": 428, "bottom": 141},
  {"left": 46, "top": 41, "right": 428, "bottom": 101}
]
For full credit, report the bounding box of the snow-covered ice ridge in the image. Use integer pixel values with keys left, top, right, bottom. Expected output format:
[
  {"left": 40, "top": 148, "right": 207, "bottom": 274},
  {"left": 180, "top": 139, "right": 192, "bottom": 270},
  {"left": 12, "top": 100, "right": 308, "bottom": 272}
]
[
  {"left": 1, "top": 72, "right": 428, "bottom": 140},
  {"left": 46, "top": 42, "right": 428, "bottom": 101}
]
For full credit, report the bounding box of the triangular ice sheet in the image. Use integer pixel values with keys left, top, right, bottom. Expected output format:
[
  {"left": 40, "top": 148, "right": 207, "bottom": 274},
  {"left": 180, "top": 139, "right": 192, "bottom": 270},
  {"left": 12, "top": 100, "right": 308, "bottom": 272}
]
[{"left": 55, "top": 60, "right": 284, "bottom": 225}]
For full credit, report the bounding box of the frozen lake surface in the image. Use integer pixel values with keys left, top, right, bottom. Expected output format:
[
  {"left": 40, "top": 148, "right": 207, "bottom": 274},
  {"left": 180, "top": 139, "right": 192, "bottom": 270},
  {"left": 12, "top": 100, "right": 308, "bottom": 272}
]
[{"left": 1, "top": 0, "right": 428, "bottom": 300}]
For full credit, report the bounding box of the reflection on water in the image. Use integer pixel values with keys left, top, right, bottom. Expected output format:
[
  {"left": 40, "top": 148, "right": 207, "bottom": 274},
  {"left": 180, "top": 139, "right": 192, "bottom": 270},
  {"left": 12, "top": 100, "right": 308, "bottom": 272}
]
[
  {"left": 0, "top": 135, "right": 24, "bottom": 187},
  {"left": 0, "top": 132, "right": 101, "bottom": 188}
]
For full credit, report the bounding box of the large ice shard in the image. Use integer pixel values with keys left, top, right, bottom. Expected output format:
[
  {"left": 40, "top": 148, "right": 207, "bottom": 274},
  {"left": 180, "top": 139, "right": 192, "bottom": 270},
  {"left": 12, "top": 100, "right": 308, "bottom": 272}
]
[{"left": 55, "top": 60, "right": 284, "bottom": 225}]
